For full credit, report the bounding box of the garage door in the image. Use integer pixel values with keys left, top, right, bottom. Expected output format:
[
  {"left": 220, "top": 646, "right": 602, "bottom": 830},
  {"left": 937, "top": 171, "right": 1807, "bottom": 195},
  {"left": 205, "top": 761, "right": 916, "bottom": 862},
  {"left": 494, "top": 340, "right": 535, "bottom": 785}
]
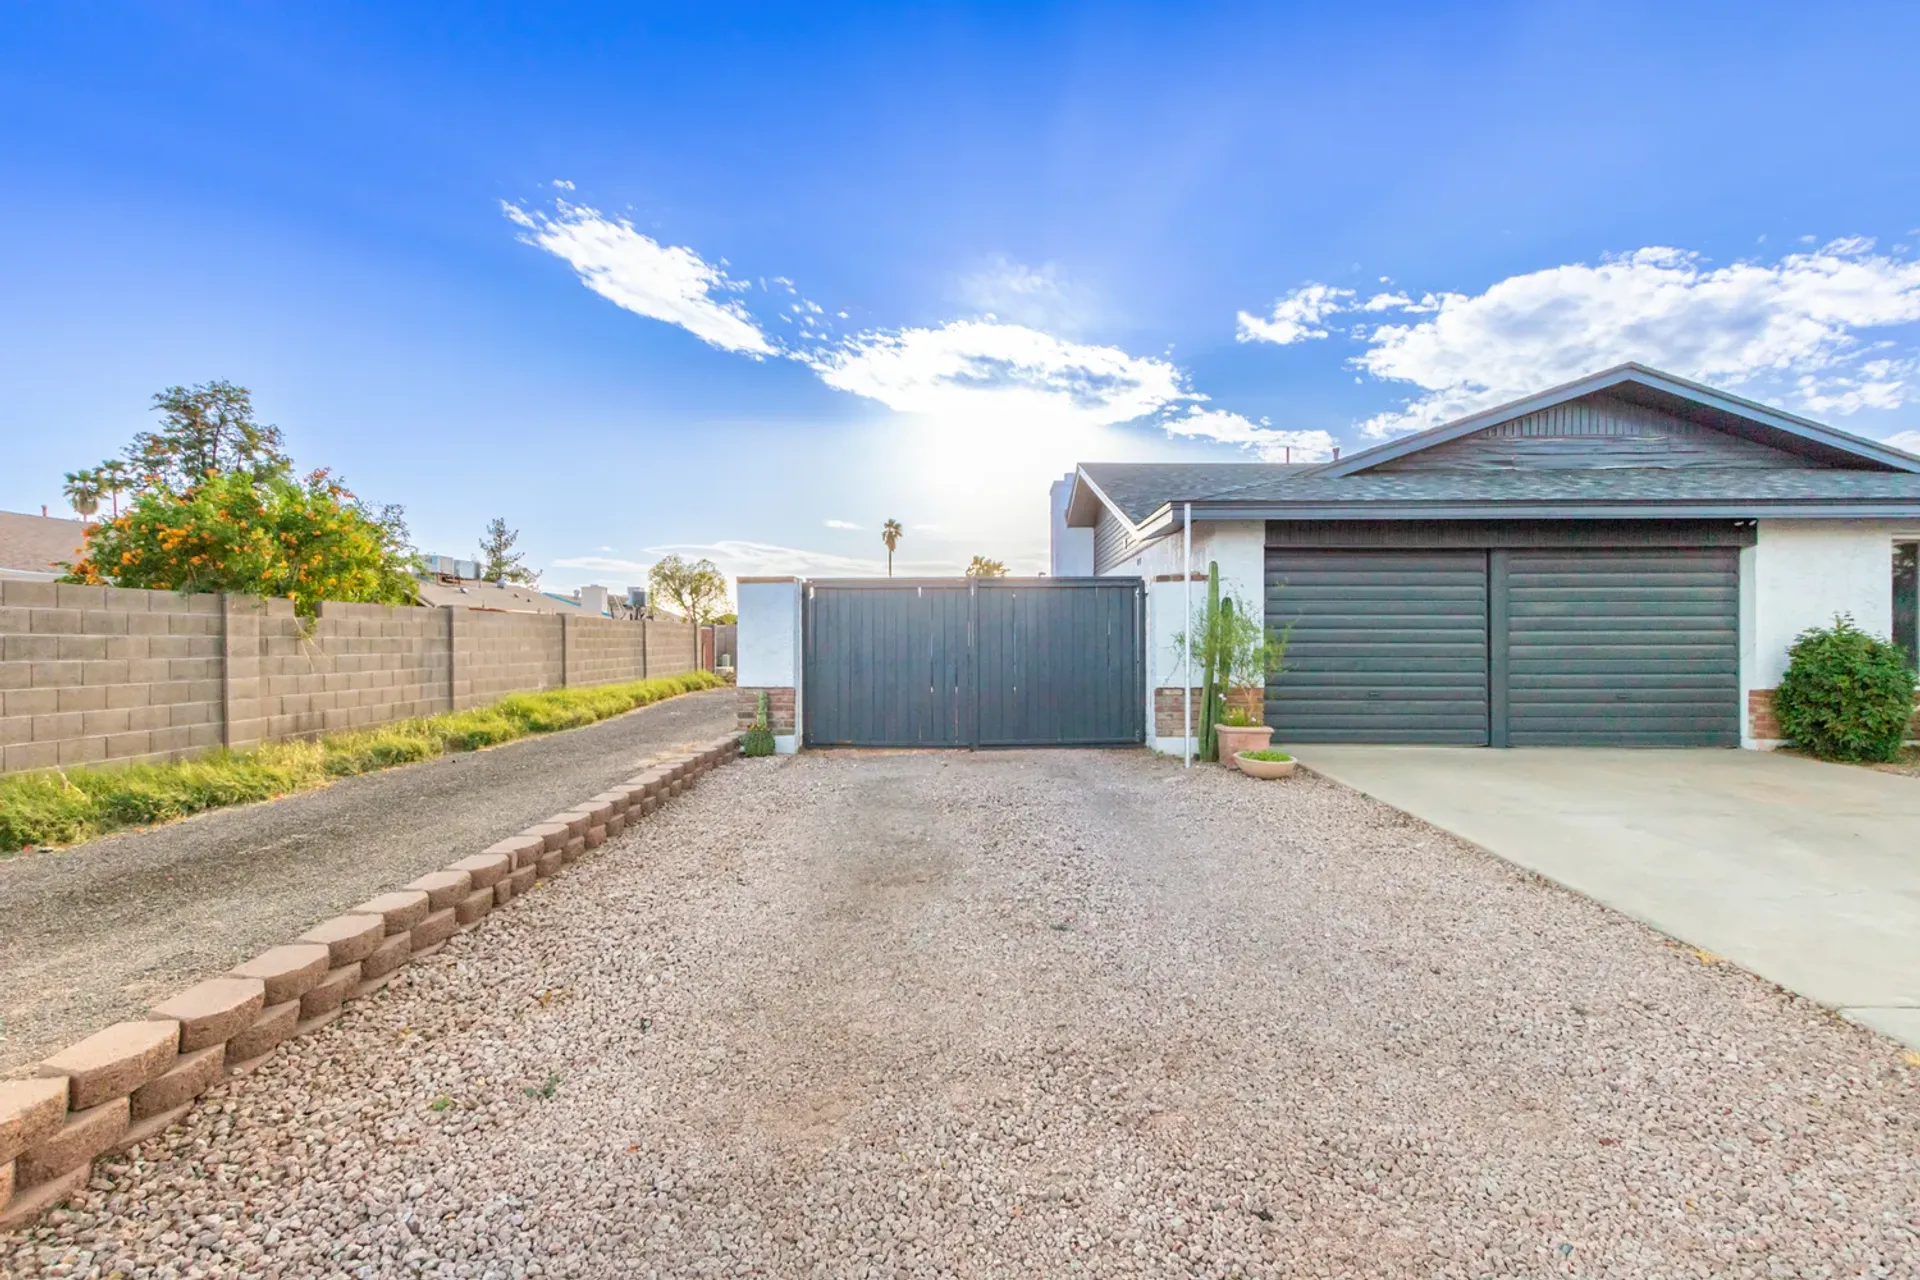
[
  {"left": 1264, "top": 551, "right": 1490, "bottom": 744},
  {"left": 1499, "top": 549, "right": 1740, "bottom": 747}
]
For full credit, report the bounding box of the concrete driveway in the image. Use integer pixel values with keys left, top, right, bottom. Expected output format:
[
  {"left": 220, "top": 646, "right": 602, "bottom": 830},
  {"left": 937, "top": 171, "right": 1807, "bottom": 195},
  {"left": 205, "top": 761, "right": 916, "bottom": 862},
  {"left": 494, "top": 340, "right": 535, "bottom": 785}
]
[{"left": 1292, "top": 745, "right": 1920, "bottom": 1047}]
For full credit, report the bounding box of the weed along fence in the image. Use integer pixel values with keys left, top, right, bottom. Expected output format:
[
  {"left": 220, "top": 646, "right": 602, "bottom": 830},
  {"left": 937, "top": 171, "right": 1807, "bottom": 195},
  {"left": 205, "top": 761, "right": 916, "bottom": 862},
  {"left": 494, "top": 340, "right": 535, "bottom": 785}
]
[{"left": 0, "top": 579, "right": 701, "bottom": 775}]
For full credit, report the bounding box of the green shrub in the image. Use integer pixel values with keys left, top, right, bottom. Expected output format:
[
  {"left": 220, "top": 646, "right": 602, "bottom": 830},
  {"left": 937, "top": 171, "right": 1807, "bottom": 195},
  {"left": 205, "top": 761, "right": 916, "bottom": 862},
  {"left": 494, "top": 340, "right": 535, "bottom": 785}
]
[
  {"left": 1773, "top": 615, "right": 1918, "bottom": 762},
  {"left": 0, "top": 669, "right": 726, "bottom": 852},
  {"left": 741, "top": 691, "right": 776, "bottom": 757},
  {"left": 1238, "top": 749, "right": 1293, "bottom": 762}
]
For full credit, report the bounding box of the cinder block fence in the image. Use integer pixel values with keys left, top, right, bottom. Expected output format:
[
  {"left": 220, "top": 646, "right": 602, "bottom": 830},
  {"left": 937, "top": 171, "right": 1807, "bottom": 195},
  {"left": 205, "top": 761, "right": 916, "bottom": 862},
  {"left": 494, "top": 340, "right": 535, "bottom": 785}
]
[{"left": 0, "top": 580, "right": 700, "bottom": 775}]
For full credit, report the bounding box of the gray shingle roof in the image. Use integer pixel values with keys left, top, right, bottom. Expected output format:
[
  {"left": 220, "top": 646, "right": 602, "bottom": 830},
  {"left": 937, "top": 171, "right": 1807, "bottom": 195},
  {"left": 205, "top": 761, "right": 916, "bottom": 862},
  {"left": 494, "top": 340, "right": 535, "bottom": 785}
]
[
  {"left": 1078, "top": 463, "right": 1920, "bottom": 525},
  {"left": 0, "top": 510, "right": 88, "bottom": 574}
]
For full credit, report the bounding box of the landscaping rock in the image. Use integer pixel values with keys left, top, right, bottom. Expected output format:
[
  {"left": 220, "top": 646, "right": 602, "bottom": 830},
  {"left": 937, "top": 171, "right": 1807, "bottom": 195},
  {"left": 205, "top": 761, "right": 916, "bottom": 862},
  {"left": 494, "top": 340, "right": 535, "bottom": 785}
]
[
  {"left": 111, "top": 1102, "right": 192, "bottom": 1157},
  {"left": 37, "top": 1020, "right": 180, "bottom": 1110},
  {"left": 0, "top": 1164, "right": 87, "bottom": 1232},
  {"left": 228, "top": 943, "right": 331, "bottom": 1005},
  {"left": 147, "top": 977, "right": 265, "bottom": 1052}
]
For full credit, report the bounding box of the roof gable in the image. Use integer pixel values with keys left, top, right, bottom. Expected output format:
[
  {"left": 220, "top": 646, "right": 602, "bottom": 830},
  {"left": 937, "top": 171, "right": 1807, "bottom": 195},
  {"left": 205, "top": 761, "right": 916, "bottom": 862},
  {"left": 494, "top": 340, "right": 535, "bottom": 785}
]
[{"left": 1322, "top": 363, "right": 1920, "bottom": 478}]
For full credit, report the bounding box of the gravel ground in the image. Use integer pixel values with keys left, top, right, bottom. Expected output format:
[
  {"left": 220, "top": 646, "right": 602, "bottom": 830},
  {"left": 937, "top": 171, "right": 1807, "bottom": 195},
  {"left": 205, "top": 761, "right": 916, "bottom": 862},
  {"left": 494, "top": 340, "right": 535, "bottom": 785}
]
[
  {"left": 5, "top": 748, "right": 1917, "bottom": 1278},
  {"left": 0, "top": 689, "right": 736, "bottom": 1074}
]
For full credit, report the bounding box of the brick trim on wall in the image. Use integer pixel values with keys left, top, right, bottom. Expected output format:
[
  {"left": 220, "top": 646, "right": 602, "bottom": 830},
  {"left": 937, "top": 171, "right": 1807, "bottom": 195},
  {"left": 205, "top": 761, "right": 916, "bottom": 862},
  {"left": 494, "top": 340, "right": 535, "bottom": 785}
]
[
  {"left": 1153, "top": 686, "right": 1262, "bottom": 739},
  {"left": 736, "top": 686, "right": 796, "bottom": 736}
]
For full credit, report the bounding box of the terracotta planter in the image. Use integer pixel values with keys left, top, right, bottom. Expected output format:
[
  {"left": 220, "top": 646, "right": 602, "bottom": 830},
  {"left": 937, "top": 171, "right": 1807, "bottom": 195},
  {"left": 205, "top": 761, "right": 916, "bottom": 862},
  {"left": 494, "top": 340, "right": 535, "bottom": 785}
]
[
  {"left": 1214, "top": 723, "right": 1274, "bottom": 769},
  {"left": 1235, "top": 751, "right": 1297, "bottom": 780}
]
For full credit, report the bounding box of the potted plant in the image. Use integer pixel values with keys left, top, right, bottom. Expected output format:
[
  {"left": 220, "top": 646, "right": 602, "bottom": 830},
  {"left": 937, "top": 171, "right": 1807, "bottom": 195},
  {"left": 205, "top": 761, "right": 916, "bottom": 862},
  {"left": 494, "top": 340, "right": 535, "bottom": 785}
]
[
  {"left": 1235, "top": 748, "right": 1297, "bottom": 780},
  {"left": 1178, "top": 562, "right": 1290, "bottom": 768}
]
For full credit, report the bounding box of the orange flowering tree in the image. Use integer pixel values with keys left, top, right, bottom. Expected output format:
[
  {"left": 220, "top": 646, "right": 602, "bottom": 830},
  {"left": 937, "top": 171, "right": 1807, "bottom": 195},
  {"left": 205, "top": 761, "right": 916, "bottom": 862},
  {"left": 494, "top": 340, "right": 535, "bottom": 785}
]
[{"left": 64, "top": 469, "right": 420, "bottom": 617}]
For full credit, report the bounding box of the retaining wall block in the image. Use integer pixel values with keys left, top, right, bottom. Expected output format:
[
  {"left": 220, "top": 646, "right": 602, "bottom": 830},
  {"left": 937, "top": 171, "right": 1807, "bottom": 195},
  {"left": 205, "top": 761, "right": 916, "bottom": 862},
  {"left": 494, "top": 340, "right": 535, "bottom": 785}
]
[
  {"left": 298, "top": 914, "right": 386, "bottom": 967},
  {"left": 487, "top": 835, "right": 545, "bottom": 870},
  {"left": 589, "top": 790, "right": 630, "bottom": 817},
  {"left": 295, "top": 1008, "right": 343, "bottom": 1038},
  {"left": 358, "top": 932, "right": 412, "bottom": 983},
  {"left": 553, "top": 811, "right": 590, "bottom": 839},
  {"left": 493, "top": 877, "right": 517, "bottom": 907},
  {"left": 229, "top": 944, "right": 332, "bottom": 1005},
  {"left": 0, "top": 1160, "right": 10, "bottom": 1210},
  {"left": 585, "top": 824, "right": 607, "bottom": 849},
  {"left": 525, "top": 822, "right": 568, "bottom": 854},
  {"left": 0, "top": 1078, "right": 70, "bottom": 1165},
  {"left": 446, "top": 852, "right": 511, "bottom": 889},
  {"left": 506, "top": 865, "right": 537, "bottom": 897},
  {"left": 348, "top": 890, "right": 431, "bottom": 935},
  {"left": 403, "top": 870, "right": 473, "bottom": 912},
  {"left": 148, "top": 977, "right": 266, "bottom": 1053},
  {"left": 301, "top": 965, "right": 360, "bottom": 1019},
  {"left": 226, "top": 1001, "right": 299, "bottom": 1072},
  {"left": 456, "top": 887, "right": 493, "bottom": 928},
  {"left": 411, "top": 907, "right": 458, "bottom": 952},
  {"left": 129, "top": 1045, "right": 224, "bottom": 1121},
  {"left": 37, "top": 1019, "right": 181, "bottom": 1111},
  {"left": 606, "top": 813, "right": 626, "bottom": 838},
  {"left": 15, "top": 1097, "right": 128, "bottom": 1187},
  {"left": 535, "top": 849, "right": 563, "bottom": 879},
  {"left": 581, "top": 797, "right": 616, "bottom": 825},
  {"left": 561, "top": 836, "right": 585, "bottom": 864},
  {"left": 0, "top": 1164, "right": 89, "bottom": 1232}
]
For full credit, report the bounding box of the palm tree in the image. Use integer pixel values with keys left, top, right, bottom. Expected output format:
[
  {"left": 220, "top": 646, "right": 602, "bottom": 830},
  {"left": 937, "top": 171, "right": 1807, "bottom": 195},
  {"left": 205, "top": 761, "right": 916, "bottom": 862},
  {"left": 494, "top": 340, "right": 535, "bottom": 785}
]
[
  {"left": 63, "top": 469, "right": 103, "bottom": 522},
  {"left": 97, "top": 459, "right": 132, "bottom": 517},
  {"left": 881, "top": 519, "right": 903, "bottom": 577}
]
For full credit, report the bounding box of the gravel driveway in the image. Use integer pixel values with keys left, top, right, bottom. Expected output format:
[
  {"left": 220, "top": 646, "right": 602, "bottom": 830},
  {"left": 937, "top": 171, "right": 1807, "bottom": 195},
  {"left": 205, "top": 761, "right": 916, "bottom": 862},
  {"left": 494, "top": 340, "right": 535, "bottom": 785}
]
[
  {"left": 5, "top": 749, "right": 1916, "bottom": 1277},
  {"left": 0, "top": 688, "right": 737, "bottom": 1074}
]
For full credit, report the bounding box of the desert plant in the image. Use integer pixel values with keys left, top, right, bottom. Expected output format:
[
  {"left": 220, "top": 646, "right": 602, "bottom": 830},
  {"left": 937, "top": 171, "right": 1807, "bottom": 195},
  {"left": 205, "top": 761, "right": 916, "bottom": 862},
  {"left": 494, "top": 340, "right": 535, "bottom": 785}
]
[
  {"left": 1175, "top": 562, "right": 1289, "bottom": 760},
  {"left": 1772, "top": 615, "right": 1918, "bottom": 762},
  {"left": 741, "top": 691, "right": 776, "bottom": 757}
]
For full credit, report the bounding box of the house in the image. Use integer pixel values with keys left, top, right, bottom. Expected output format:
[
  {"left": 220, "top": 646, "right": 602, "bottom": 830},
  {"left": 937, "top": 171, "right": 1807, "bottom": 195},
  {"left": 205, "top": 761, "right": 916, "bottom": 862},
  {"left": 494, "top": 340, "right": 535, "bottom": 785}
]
[
  {"left": 0, "top": 510, "right": 88, "bottom": 581},
  {"left": 1055, "top": 364, "right": 1920, "bottom": 751}
]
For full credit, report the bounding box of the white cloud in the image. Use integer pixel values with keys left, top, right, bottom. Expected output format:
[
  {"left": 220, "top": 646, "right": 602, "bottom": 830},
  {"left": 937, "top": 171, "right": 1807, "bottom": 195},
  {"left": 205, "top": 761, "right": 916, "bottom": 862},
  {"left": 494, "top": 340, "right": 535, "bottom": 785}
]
[
  {"left": 1162, "top": 407, "right": 1335, "bottom": 462},
  {"left": 551, "top": 179, "right": 575, "bottom": 191},
  {"left": 807, "top": 319, "right": 1187, "bottom": 429},
  {"left": 1236, "top": 284, "right": 1354, "bottom": 345},
  {"left": 1243, "top": 241, "right": 1920, "bottom": 437},
  {"left": 503, "top": 200, "right": 775, "bottom": 356},
  {"left": 959, "top": 257, "right": 1093, "bottom": 333},
  {"left": 558, "top": 541, "right": 960, "bottom": 582},
  {"left": 1886, "top": 430, "right": 1920, "bottom": 456},
  {"left": 823, "top": 519, "right": 861, "bottom": 530}
]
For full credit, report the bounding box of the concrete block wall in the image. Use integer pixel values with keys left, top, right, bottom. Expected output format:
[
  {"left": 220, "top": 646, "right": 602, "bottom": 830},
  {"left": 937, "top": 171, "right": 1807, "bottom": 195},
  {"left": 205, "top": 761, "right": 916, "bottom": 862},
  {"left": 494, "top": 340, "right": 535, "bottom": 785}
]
[
  {"left": 0, "top": 733, "right": 747, "bottom": 1231},
  {"left": 0, "top": 582, "right": 225, "bottom": 773},
  {"left": 0, "top": 579, "right": 708, "bottom": 773}
]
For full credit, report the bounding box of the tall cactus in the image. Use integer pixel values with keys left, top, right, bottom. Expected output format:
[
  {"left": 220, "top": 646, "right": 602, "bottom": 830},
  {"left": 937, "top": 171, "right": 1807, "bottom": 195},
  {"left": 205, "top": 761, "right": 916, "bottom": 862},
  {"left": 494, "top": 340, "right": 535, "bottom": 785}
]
[{"left": 1198, "top": 562, "right": 1222, "bottom": 761}]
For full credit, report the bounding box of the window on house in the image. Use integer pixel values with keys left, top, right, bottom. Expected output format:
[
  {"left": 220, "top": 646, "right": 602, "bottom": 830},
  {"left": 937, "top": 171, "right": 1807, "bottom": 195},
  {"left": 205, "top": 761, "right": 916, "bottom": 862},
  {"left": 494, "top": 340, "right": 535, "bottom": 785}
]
[{"left": 1896, "top": 541, "right": 1919, "bottom": 669}]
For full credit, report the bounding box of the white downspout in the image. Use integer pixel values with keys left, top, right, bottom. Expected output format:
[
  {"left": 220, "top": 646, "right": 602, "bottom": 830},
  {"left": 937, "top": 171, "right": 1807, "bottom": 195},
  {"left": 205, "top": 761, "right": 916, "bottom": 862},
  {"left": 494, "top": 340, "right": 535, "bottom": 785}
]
[{"left": 1183, "top": 503, "right": 1192, "bottom": 768}]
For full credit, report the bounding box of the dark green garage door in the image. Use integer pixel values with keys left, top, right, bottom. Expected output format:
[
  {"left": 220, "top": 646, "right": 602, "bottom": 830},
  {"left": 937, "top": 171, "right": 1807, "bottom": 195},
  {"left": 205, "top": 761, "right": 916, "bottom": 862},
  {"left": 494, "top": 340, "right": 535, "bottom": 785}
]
[
  {"left": 1264, "top": 551, "right": 1490, "bottom": 744},
  {"left": 1497, "top": 549, "right": 1739, "bottom": 747},
  {"left": 1264, "top": 547, "right": 1741, "bottom": 746}
]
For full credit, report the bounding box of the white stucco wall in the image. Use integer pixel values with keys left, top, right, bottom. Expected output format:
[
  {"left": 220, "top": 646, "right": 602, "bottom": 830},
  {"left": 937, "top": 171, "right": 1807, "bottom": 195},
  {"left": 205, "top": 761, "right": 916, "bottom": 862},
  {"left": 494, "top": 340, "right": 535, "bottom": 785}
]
[
  {"left": 1741, "top": 519, "right": 1916, "bottom": 746},
  {"left": 735, "top": 578, "right": 803, "bottom": 752},
  {"left": 1100, "top": 519, "right": 1266, "bottom": 754},
  {"left": 1049, "top": 476, "right": 1094, "bottom": 576}
]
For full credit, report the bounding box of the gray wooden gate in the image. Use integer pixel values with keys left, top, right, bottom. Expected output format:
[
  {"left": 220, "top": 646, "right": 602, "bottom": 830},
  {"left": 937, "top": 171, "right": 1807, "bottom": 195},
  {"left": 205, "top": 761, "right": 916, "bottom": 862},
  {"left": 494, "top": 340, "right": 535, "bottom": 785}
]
[{"left": 803, "top": 577, "right": 1144, "bottom": 748}]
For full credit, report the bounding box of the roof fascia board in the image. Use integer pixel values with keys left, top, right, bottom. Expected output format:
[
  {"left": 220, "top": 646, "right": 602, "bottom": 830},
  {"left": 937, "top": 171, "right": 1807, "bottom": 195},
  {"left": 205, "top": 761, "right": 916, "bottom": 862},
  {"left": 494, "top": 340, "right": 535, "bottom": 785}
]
[
  {"left": 1317, "top": 363, "right": 1920, "bottom": 478},
  {"left": 1066, "top": 468, "right": 1133, "bottom": 530},
  {"left": 1190, "top": 499, "right": 1920, "bottom": 521}
]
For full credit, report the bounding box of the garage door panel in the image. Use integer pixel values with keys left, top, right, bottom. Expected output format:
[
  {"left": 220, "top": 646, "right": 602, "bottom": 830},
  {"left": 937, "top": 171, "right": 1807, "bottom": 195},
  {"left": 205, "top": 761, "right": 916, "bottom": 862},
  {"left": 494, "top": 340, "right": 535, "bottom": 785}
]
[
  {"left": 1265, "top": 550, "right": 1488, "bottom": 745},
  {"left": 1503, "top": 548, "right": 1738, "bottom": 748}
]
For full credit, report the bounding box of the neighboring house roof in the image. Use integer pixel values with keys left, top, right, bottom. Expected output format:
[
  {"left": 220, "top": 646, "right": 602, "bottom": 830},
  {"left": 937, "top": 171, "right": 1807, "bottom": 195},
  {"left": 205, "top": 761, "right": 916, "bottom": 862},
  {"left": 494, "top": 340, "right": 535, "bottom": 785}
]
[
  {"left": 415, "top": 579, "right": 588, "bottom": 614},
  {"left": 0, "top": 510, "right": 88, "bottom": 579},
  {"left": 1068, "top": 364, "right": 1920, "bottom": 534}
]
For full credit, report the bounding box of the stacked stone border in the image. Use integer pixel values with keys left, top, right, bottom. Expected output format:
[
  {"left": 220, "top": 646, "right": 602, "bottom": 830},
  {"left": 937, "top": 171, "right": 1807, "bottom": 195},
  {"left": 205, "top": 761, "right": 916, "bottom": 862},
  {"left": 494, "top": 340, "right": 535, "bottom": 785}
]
[{"left": 0, "top": 731, "right": 745, "bottom": 1231}]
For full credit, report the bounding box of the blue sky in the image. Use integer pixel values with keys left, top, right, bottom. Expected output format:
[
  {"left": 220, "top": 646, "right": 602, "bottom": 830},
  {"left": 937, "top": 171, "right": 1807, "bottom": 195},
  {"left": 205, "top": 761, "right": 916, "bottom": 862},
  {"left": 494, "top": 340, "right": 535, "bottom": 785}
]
[{"left": 5, "top": 2, "right": 1920, "bottom": 587}]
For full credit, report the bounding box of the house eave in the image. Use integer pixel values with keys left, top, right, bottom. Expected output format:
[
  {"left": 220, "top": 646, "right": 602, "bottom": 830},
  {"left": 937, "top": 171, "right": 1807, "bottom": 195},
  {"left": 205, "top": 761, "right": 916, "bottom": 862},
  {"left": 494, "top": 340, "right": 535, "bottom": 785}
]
[
  {"left": 1315, "top": 363, "right": 1920, "bottom": 478},
  {"left": 1188, "top": 499, "right": 1920, "bottom": 521}
]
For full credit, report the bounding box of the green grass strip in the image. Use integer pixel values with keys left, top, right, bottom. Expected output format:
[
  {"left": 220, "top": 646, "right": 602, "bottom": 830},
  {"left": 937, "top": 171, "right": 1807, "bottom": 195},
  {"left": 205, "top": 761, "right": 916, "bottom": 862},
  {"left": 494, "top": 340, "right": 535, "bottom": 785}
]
[{"left": 0, "top": 670, "right": 726, "bottom": 853}]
